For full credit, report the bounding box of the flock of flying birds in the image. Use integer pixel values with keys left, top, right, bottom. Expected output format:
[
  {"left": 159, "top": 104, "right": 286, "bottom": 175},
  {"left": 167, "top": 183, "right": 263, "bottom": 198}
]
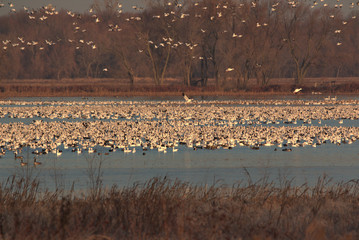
[{"left": 0, "top": 0, "right": 358, "bottom": 73}]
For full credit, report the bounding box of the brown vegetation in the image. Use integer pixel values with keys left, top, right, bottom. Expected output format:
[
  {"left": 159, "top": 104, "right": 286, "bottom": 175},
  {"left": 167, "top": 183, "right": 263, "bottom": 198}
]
[
  {"left": 0, "top": 77, "right": 358, "bottom": 97},
  {"left": 0, "top": 175, "right": 359, "bottom": 239},
  {"left": 0, "top": 0, "right": 358, "bottom": 90}
]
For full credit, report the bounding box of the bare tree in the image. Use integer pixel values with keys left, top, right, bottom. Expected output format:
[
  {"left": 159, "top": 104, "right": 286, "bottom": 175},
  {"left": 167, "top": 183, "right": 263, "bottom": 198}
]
[
  {"left": 171, "top": 0, "right": 202, "bottom": 86},
  {"left": 224, "top": 1, "right": 256, "bottom": 90},
  {"left": 277, "top": 2, "right": 339, "bottom": 84},
  {"left": 199, "top": 0, "right": 226, "bottom": 88},
  {"left": 0, "top": 0, "right": 357, "bottom": 88},
  {"left": 136, "top": 0, "right": 178, "bottom": 85},
  {"left": 252, "top": 1, "right": 284, "bottom": 86},
  {"left": 109, "top": 18, "right": 139, "bottom": 85},
  {"left": 329, "top": 11, "right": 359, "bottom": 77}
]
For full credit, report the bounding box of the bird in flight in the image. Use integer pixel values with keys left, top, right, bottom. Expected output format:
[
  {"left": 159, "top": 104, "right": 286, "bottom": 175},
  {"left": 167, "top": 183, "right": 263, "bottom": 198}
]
[
  {"left": 182, "top": 93, "right": 193, "bottom": 103},
  {"left": 293, "top": 88, "right": 302, "bottom": 94}
]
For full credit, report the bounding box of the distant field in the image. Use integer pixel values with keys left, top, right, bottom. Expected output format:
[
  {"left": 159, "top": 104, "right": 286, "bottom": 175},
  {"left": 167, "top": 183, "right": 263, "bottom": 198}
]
[{"left": 0, "top": 77, "right": 359, "bottom": 97}]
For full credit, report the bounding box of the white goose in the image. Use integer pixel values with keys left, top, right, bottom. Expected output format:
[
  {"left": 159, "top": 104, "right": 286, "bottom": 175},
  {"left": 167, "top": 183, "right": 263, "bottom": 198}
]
[
  {"left": 293, "top": 88, "right": 302, "bottom": 94},
  {"left": 182, "top": 93, "right": 193, "bottom": 103}
]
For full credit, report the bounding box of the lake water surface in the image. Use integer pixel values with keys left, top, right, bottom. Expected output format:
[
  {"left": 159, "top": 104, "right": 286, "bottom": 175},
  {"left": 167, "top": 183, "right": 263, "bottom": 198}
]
[{"left": 0, "top": 96, "right": 358, "bottom": 191}]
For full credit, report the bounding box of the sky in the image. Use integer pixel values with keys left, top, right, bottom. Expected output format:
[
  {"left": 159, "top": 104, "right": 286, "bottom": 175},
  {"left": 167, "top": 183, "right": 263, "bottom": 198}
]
[{"left": 0, "top": 0, "right": 356, "bottom": 16}]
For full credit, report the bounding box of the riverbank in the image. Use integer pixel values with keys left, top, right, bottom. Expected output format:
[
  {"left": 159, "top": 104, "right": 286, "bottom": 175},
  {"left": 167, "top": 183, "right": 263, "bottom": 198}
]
[{"left": 0, "top": 77, "right": 358, "bottom": 97}]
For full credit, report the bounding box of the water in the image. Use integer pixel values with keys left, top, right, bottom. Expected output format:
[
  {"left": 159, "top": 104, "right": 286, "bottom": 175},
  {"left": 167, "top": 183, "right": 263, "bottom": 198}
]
[
  {"left": 0, "top": 96, "right": 359, "bottom": 191},
  {"left": 2, "top": 140, "right": 357, "bottom": 189}
]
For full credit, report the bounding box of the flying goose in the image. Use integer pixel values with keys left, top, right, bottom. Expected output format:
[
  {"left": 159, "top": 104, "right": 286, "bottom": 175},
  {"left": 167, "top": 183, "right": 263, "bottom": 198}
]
[
  {"left": 182, "top": 93, "right": 193, "bottom": 103},
  {"left": 293, "top": 88, "right": 302, "bottom": 94}
]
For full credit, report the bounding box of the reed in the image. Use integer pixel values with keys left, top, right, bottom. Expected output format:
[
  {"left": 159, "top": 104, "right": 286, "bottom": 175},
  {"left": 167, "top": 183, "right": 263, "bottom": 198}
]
[{"left": 0, "top": 175, "right": 358, "bottom": 239}]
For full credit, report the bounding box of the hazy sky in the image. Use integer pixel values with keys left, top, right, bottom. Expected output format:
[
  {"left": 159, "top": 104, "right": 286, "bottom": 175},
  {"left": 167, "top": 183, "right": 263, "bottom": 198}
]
[{"left": 0, "top": 0, "right": 355, "bottom": 16}]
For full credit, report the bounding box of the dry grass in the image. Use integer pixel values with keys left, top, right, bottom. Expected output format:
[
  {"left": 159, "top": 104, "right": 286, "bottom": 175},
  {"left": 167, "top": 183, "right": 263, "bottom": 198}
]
[
  {"left": 0, "top": 175, "right": 358, "bottom": 239},
  {"left": 0, "top": 77, "right": 359, "bottom": 97}
]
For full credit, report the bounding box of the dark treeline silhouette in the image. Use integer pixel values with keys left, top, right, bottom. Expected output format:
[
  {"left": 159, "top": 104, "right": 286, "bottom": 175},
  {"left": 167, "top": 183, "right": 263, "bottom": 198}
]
[{"left": 0, "top": 0, "right": 358, "bottom": 89}]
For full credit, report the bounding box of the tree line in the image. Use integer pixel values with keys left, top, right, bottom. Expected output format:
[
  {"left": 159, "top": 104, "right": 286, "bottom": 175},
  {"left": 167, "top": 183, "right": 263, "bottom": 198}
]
[{"left": 0, "top": 0, "right": 358, "bottom": 88}]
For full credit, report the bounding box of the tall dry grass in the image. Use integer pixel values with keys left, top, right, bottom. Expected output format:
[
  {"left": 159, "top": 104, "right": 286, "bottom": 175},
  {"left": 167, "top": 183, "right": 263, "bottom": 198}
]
[{"left": 0, "top": 175, "right": 358, "bottom": 239}]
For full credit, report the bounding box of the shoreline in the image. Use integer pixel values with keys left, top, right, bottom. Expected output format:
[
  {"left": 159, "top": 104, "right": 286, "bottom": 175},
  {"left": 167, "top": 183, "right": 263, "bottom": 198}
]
[
  {"left": 0, "top": 77, "right": 358, "bottom": 98},
  {"left": 0, "top": 87, "right": 358, "bottom": 98},
  {"left": 1, "top": 91, "right": 358, "bottom": 98}
]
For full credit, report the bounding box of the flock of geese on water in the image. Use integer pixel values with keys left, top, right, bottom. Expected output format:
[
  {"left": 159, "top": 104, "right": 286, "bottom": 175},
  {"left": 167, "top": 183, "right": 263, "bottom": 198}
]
[{"left": 0, "top": 97, "right": 359, "bottom": 166}]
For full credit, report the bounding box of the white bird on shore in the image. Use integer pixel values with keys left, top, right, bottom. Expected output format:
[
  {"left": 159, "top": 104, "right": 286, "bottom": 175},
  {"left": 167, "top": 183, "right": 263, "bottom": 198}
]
[
  {"left": 182, "top": 93, "right": 193, "bottom": 103},
  {"left": 293, "top": 88, "right": 302, "bottom": 94}
]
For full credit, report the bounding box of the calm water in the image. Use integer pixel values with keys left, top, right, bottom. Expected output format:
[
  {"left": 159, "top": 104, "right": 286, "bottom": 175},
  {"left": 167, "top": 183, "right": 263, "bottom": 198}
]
[{"left": 0, "top": 96, "right": 359, "bottom": 190}]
